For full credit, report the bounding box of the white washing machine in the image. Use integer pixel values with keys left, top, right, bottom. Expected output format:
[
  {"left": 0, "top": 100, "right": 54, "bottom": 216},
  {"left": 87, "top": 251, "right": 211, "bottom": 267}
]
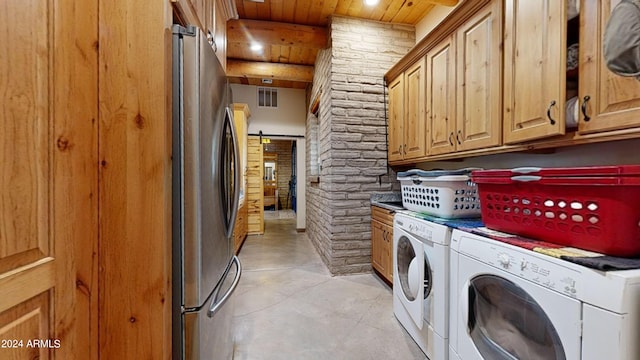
[
  {"left": 393, "top": 212, "right": 452, "bottom": 360},
  {"left": 449, "top": 228, "right": 640, "bottom": 360}
]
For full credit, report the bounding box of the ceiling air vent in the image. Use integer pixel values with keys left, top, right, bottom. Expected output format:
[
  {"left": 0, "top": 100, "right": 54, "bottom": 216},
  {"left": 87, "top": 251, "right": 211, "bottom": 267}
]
[{"left": 258, "top": 87, "right": 278, "bottom": 108}]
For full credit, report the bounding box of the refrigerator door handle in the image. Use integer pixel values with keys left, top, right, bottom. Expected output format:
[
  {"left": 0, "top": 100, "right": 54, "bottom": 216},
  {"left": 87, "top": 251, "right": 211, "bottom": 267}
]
[
  {"left": 225, "top": 106, "right": 241, "bottom": 238},
  {"left": 207, "top": 255, "right": 242, "bottom": 318}
]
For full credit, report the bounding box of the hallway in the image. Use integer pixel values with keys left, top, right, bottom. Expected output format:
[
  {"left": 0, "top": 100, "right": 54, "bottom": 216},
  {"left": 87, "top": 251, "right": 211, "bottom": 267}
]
[{"left": 232, "top": 217, "right": 426, "bottom": 359}]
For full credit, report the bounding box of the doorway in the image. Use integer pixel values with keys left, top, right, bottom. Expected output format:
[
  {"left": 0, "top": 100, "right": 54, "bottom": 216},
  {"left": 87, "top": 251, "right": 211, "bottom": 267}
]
[{"left": 263, "top": 152, "right": 278, "bottom": 211}]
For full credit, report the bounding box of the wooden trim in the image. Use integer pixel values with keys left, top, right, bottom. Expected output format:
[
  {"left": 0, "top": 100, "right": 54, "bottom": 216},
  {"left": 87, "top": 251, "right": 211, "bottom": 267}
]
[
  {"left": 233, "top": 103, "right": 251, "bottom": 118},
  {"left": 309, "top": 93, "right": 320, "bottom": 115},
  {"left": 0, "top": 258, "right": 54, "bottom": 313},
  {"left": 170, "top": 0, "right": 204, "bottom": 30},
  {"left": 390, "top": 128, "right": 640, "bottom": 165},
  {"left": 385, "top": 0, "right": 491, "bottom": 82},
  {"left": 429, "top": 0, "right": 460, "bottom": 5},
  {"left": 217, "top": 0, "right": 238, "bottom": 20}
]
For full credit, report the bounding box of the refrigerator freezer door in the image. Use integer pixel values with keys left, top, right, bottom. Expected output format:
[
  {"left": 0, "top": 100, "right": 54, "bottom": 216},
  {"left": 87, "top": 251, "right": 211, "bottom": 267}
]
[{"left": 184, "top": 256, "right": 241, "bottom": 360}]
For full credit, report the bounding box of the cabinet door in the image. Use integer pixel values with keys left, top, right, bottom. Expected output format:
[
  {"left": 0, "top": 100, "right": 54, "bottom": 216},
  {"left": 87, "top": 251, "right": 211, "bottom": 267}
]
[
  {"left": 388, "top": 75, "right": 405, "bottom": 162},
  {"left": 427, "top": 36, "right": 457, "bottom": 155},
  {"left": 579, "top": 1, "right": 640, "bottom": 134},
  {"left": 404, "top": 59, "right": 428, "bottom": 160},
  {"left": 456, "top": 0, "right": 502, "bottom": 151},
  {"left": 371, "top": 220, "right": 387, "bottom": 276},
  {"left": 503, "top": 0, "right": 565, "bottom": 143},
  {"left": 1, "top": 0, "right": 97, "bottom": 359},
  {"left": 382, "top": 224, "right": 393, "bottom": 284}
]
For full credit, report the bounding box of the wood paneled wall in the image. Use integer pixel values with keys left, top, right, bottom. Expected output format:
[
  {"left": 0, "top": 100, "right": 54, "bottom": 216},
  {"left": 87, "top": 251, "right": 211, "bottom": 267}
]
[
  {"left": 98, "top": 0, "right": 173, "bottom": 358},
  {"left": 247, "top": 136, "right": 264, "bottom": 234}
]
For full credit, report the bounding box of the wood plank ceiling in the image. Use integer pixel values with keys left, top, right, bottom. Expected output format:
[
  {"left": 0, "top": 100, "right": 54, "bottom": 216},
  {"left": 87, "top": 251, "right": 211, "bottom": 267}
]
[{"left": 227, "top": 0, "right": 458, "bottom": 89}]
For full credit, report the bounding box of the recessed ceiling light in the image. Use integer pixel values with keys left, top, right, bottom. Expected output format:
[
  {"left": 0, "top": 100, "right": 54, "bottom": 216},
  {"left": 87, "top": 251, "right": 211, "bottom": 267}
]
[
  {"left": 250, "top": 43, "right": 263, "bottom": 52},
  {"left": 364, "top": 0, "right": 379, "bottom": 6}
]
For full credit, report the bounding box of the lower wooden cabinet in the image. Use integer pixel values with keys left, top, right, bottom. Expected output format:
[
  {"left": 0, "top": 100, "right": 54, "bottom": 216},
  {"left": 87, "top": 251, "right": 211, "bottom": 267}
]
[
  {"left": 234, "top": 201, "right": 248, "bottom": 254},
  {"left": 371, "top": 206, "right": 394, "bottom": 284}
]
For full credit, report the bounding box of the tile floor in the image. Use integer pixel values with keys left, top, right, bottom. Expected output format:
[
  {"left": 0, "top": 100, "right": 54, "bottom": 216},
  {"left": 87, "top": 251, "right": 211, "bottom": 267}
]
[{"left": 232, "top": 216, "right": 426, "bottom": 359}]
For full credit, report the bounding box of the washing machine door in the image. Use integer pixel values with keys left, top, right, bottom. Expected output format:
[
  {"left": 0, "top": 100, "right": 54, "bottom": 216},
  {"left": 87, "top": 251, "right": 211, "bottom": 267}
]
[
  {"left": 394, "top": 231, "right": 424, "bottom": 329},
  {"left": 422, "top": 240, "right": 448, "bottom": 338}
]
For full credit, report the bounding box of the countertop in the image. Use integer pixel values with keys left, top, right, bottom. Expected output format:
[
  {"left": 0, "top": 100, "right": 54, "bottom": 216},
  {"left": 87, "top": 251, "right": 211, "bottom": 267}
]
[{"left": 370, "top": 192, "right": 405, "bottom": 211}]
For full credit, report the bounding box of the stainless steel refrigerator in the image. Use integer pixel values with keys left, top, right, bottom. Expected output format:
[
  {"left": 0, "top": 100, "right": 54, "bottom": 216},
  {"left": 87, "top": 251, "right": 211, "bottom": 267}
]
[{"left": 172, "top": 24, "right": 242, "bottom": 360}]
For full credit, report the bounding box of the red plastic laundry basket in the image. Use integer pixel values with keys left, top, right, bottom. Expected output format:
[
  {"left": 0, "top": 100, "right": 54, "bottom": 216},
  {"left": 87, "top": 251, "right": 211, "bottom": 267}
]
[{"left": 472, "top": 166, "right": 640, "bottom": 257}]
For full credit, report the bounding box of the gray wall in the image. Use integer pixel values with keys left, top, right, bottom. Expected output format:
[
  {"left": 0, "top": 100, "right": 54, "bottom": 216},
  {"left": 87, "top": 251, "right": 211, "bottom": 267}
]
[{"left": 306, "top": 16, "right": 415, "bottom": 275}]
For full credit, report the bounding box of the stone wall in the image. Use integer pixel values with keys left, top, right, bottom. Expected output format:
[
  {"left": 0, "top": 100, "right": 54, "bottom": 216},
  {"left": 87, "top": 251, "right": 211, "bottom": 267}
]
[{"left": 306, "top": 16, "right": 414, "bottom": 275}]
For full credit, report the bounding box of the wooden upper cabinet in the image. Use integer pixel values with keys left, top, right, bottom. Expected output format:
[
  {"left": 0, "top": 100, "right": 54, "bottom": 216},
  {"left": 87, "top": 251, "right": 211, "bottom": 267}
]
[
  {"left": 427, "top": 36, "right": 457, "bottom": 155},
  {"left": 404, "top": 59, "right": 428, "bottom": 159},
  {"left": 456, "top": 0, "right": 502, "bottom": 151},
  {"left": 387, "top": 75, "right": 405, "bottom": 162},
  {"left": 579, "top": 0, "right": 640, "bottom": 134},
  {"left": 387, "top": 60, "right": 427, "bottom": 163},
  {"left": 172, "top": 0, "right": 227, "bottom": 66},
  {"left": 503, "top": 0, "right": 566, "bottom": 144}
]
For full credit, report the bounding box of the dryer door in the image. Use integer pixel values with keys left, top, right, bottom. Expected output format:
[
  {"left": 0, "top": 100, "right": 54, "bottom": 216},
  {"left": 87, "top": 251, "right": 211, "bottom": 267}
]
[
  {"left": 394, "top": 230, "right": 424, "bottom": 329},
  {"left": 456, "top": 256, "right": 581, "bottom": 360}
]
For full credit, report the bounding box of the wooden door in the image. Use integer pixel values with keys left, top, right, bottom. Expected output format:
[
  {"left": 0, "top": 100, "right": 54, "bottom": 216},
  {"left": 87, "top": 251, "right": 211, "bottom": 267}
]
[
  {"left": 247, "top": 136, "right": 264, "bottom": 234},
  {"left": 427, "top": 36, "right": 457, "bottom": 155},
  {"left": 0, "top": 0, "right": 97, "bottom": 359},
  {"left": 579, "top": 0, "right": 640, "bottom": 134},
  {"left": 456, "top": 0, "right": 502, "bottom": 151},
  {"left": 503, "top": 0, "right": 565, "bottom": 143},
  {"left": 404, "top": 59, "right": 427, "bottom": 160},
  {"left": 387, "top": 75, "right": 405, "bottom": 162}
]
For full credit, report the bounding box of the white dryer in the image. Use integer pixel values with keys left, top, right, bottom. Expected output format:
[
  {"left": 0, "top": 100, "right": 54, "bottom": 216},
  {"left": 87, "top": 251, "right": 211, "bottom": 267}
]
[
  {"left": 393, "top": 212, "right": 452, "bottom": 360},
  {"left": 449, "top": 228, "right": 640, "bottom": 360}
]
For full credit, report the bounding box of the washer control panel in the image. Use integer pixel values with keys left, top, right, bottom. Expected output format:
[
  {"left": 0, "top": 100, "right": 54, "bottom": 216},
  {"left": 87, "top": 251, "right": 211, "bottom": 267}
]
[
  {"left": 394, "top": 213, "right": 452, "bottom": 246},
  {"left": 458, "top": 233, "right": 581, "bottom": 298}
]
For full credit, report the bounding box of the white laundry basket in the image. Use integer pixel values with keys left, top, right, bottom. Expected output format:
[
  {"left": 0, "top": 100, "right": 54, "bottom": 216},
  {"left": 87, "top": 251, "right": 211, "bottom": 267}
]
[{"left": 398, "top": 169, "right": 481, "bottom": 218}]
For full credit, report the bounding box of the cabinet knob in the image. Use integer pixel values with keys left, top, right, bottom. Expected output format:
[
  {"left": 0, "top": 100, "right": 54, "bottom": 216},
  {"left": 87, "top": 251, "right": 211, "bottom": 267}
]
[
  {"left": 546, "top": 100, "right": 557, "bottom": 125},
  {"left": 581, "top": 95, "right": 591, "bottom": 122}
]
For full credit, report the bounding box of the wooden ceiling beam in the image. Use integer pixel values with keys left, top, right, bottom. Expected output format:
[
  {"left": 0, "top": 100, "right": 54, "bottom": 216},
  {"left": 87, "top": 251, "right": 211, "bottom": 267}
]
[
  {"left": 227, "top": 19, "right": 328, "bottom": 49},
  {"left": 226, "top": 60, "right": 314, "bottom": 83}
]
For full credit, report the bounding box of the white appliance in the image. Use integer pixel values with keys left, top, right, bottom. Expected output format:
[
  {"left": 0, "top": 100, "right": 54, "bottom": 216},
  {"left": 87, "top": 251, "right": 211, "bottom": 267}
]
[
  {"left": 393, "top": 212, "right": 452, "bottom": 359},
  {"left": 449, "top": 229, "right": 640, "bottom": 360}
]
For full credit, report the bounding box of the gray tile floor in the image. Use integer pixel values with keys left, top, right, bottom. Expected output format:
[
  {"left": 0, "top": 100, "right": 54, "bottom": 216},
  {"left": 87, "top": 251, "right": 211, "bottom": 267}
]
[{"left": 232, "top": 216, "right": 426, "bottom": 359}]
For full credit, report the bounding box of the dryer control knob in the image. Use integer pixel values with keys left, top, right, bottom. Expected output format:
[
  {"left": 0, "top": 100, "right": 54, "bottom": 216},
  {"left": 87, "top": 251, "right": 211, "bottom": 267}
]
[
  {"left": 498, "top": 253, "right": 510, "bottom": 268},
  {"left": 520, "top": 259, "right": 528, "bottom": 270}
]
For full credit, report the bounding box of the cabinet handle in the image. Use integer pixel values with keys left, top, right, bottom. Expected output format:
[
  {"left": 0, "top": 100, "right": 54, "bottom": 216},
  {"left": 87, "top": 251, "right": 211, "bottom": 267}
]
[
  {"left": 456, "top": 130, "right": 462, "bottom": 145},
  {"left": 581, "top": 95, "right": 591, "bottom": 122},
  {"left": 546, "top": 100, "right": 557, "bottom": 125},
  {"left": 403, "top": 144, "right": 407, "bottom": 155},
  {"left": 448, "top": 132, "right": 454, "bottom": 146},
  {"left": 206, "top": 30, "right": 217, "bottom": 52}
]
